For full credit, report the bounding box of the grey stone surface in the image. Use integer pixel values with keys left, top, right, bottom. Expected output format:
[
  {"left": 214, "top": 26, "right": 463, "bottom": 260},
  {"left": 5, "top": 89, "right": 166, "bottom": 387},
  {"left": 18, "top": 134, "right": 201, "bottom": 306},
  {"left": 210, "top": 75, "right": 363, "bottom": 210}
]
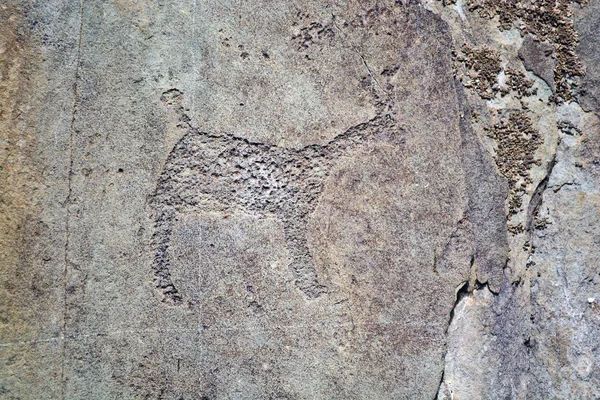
[
  {"left": 519, "top": 34, "right": 556, "bottom": 93},
  {"left": 2, "top": 0, "right": 600, "bottom": 399},
  {"left": 574, "top": 0, "right": 600, "bottom": 113}
]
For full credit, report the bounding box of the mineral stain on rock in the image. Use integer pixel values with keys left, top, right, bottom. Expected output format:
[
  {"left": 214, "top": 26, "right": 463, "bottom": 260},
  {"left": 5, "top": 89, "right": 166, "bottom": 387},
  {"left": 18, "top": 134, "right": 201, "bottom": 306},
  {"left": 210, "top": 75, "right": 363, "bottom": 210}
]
[{"left": 0, "top": 0, "right": 47, "bottom": 353}]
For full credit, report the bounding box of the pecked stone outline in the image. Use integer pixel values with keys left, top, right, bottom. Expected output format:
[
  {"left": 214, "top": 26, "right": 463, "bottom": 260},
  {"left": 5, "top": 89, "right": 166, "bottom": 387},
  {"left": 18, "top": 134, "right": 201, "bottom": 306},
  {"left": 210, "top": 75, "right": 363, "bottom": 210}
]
[{"left": 147, "top": 89, "right": 405, "bottom": 305}]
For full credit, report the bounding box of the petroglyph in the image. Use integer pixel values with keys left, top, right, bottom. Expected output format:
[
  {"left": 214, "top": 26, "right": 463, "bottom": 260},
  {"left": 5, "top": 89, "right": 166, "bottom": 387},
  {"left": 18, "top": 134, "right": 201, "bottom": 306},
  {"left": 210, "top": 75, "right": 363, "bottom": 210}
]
[{"left": 148, "top": 89, "right": 404, "bottom": 304}]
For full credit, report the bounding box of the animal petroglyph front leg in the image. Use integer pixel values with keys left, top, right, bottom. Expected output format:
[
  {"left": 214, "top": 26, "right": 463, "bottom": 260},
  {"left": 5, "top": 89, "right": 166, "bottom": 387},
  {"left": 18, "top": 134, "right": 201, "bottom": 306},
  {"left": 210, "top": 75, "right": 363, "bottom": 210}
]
[
  {"left": 283, "top": 220, "right": 326, "bottom": 299},
  {"left": 149, "top": 206, "right": 183, "bottom": 305}
]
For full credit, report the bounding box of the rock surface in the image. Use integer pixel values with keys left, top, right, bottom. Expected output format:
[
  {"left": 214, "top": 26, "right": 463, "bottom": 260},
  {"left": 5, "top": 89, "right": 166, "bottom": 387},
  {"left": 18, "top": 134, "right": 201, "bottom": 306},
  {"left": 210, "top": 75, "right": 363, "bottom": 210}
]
[{"left": 1, "top": 0, "right": 599, "bottom": 399}]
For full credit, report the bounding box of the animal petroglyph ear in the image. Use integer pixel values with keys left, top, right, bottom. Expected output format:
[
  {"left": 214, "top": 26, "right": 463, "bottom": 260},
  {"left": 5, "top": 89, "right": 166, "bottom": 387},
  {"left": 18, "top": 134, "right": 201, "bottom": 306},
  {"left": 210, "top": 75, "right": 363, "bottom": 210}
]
[
  {"left": 160, "top": 88, "right": 191, "bottom": 125},
  {"left": 160, "top": 88, "right": 184, "bottom": 107}
]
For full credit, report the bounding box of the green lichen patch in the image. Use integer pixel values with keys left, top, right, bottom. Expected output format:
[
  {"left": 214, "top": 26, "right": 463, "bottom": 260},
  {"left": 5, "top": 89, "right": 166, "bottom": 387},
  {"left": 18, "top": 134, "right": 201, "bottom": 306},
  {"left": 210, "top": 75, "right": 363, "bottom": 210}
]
[
  {"left": 467, "top": 0, "right": 586, "bottom": 102},
  {"left": 458, "top": 46, "right": 535, "bottom": 100},
  {"left": 485, "top": 111, "right": 543, "bottom": 217},
  {"left": 503, "top": 67, "right": 537, "bottom": 98},
  {"left": 458, "top": 44, "right": 502, "bottom": 99},
  {"left": 508, "top": 222, "right": 525, "bottom": 234},
  {"left": 557, "top": 120, "right": 581, "bottom": 135}
]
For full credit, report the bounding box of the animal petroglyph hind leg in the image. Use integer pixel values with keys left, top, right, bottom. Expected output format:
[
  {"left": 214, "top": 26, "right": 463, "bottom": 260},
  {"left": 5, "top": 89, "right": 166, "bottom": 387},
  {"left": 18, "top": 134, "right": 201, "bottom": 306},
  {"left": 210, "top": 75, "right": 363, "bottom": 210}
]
[{"left": 283, "top": 219, "right": 327, "bottom": 299}]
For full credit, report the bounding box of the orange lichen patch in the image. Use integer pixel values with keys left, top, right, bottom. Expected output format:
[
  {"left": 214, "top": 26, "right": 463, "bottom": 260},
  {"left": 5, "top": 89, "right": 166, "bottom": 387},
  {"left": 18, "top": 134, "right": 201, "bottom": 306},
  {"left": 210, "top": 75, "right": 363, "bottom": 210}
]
[{"left": 0, "top": 2, "right": 44, "bottom": 341}]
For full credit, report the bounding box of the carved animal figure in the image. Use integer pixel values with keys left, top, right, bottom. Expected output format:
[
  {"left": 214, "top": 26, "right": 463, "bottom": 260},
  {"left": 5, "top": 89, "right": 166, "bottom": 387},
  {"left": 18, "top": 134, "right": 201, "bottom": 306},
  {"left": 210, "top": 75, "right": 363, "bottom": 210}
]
[{"left": 149, "top": 89, "right": 404, "bottom": 304}]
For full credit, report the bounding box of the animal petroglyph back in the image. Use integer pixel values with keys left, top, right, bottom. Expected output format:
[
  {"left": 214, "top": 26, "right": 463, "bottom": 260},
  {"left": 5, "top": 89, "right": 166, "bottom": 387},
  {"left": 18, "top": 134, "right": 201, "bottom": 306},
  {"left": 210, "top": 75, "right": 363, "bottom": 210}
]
[{"left": 148, "top": 89, "right": 404, "bottom": 304}]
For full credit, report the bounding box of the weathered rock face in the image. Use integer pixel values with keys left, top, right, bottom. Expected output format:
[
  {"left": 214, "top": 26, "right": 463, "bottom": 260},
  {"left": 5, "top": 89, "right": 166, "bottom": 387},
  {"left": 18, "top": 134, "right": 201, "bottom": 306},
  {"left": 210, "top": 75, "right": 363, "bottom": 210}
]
[{"left": 1, "top": 0, "right": 599, "bottom": 399}]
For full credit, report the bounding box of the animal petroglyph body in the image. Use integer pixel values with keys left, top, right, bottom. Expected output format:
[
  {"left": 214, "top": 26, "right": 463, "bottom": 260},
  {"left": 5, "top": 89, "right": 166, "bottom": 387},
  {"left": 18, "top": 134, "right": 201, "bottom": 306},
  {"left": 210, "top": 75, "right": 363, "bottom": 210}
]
[{"left": 148, "top": 89, "right": 404, "bottom": 304}]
